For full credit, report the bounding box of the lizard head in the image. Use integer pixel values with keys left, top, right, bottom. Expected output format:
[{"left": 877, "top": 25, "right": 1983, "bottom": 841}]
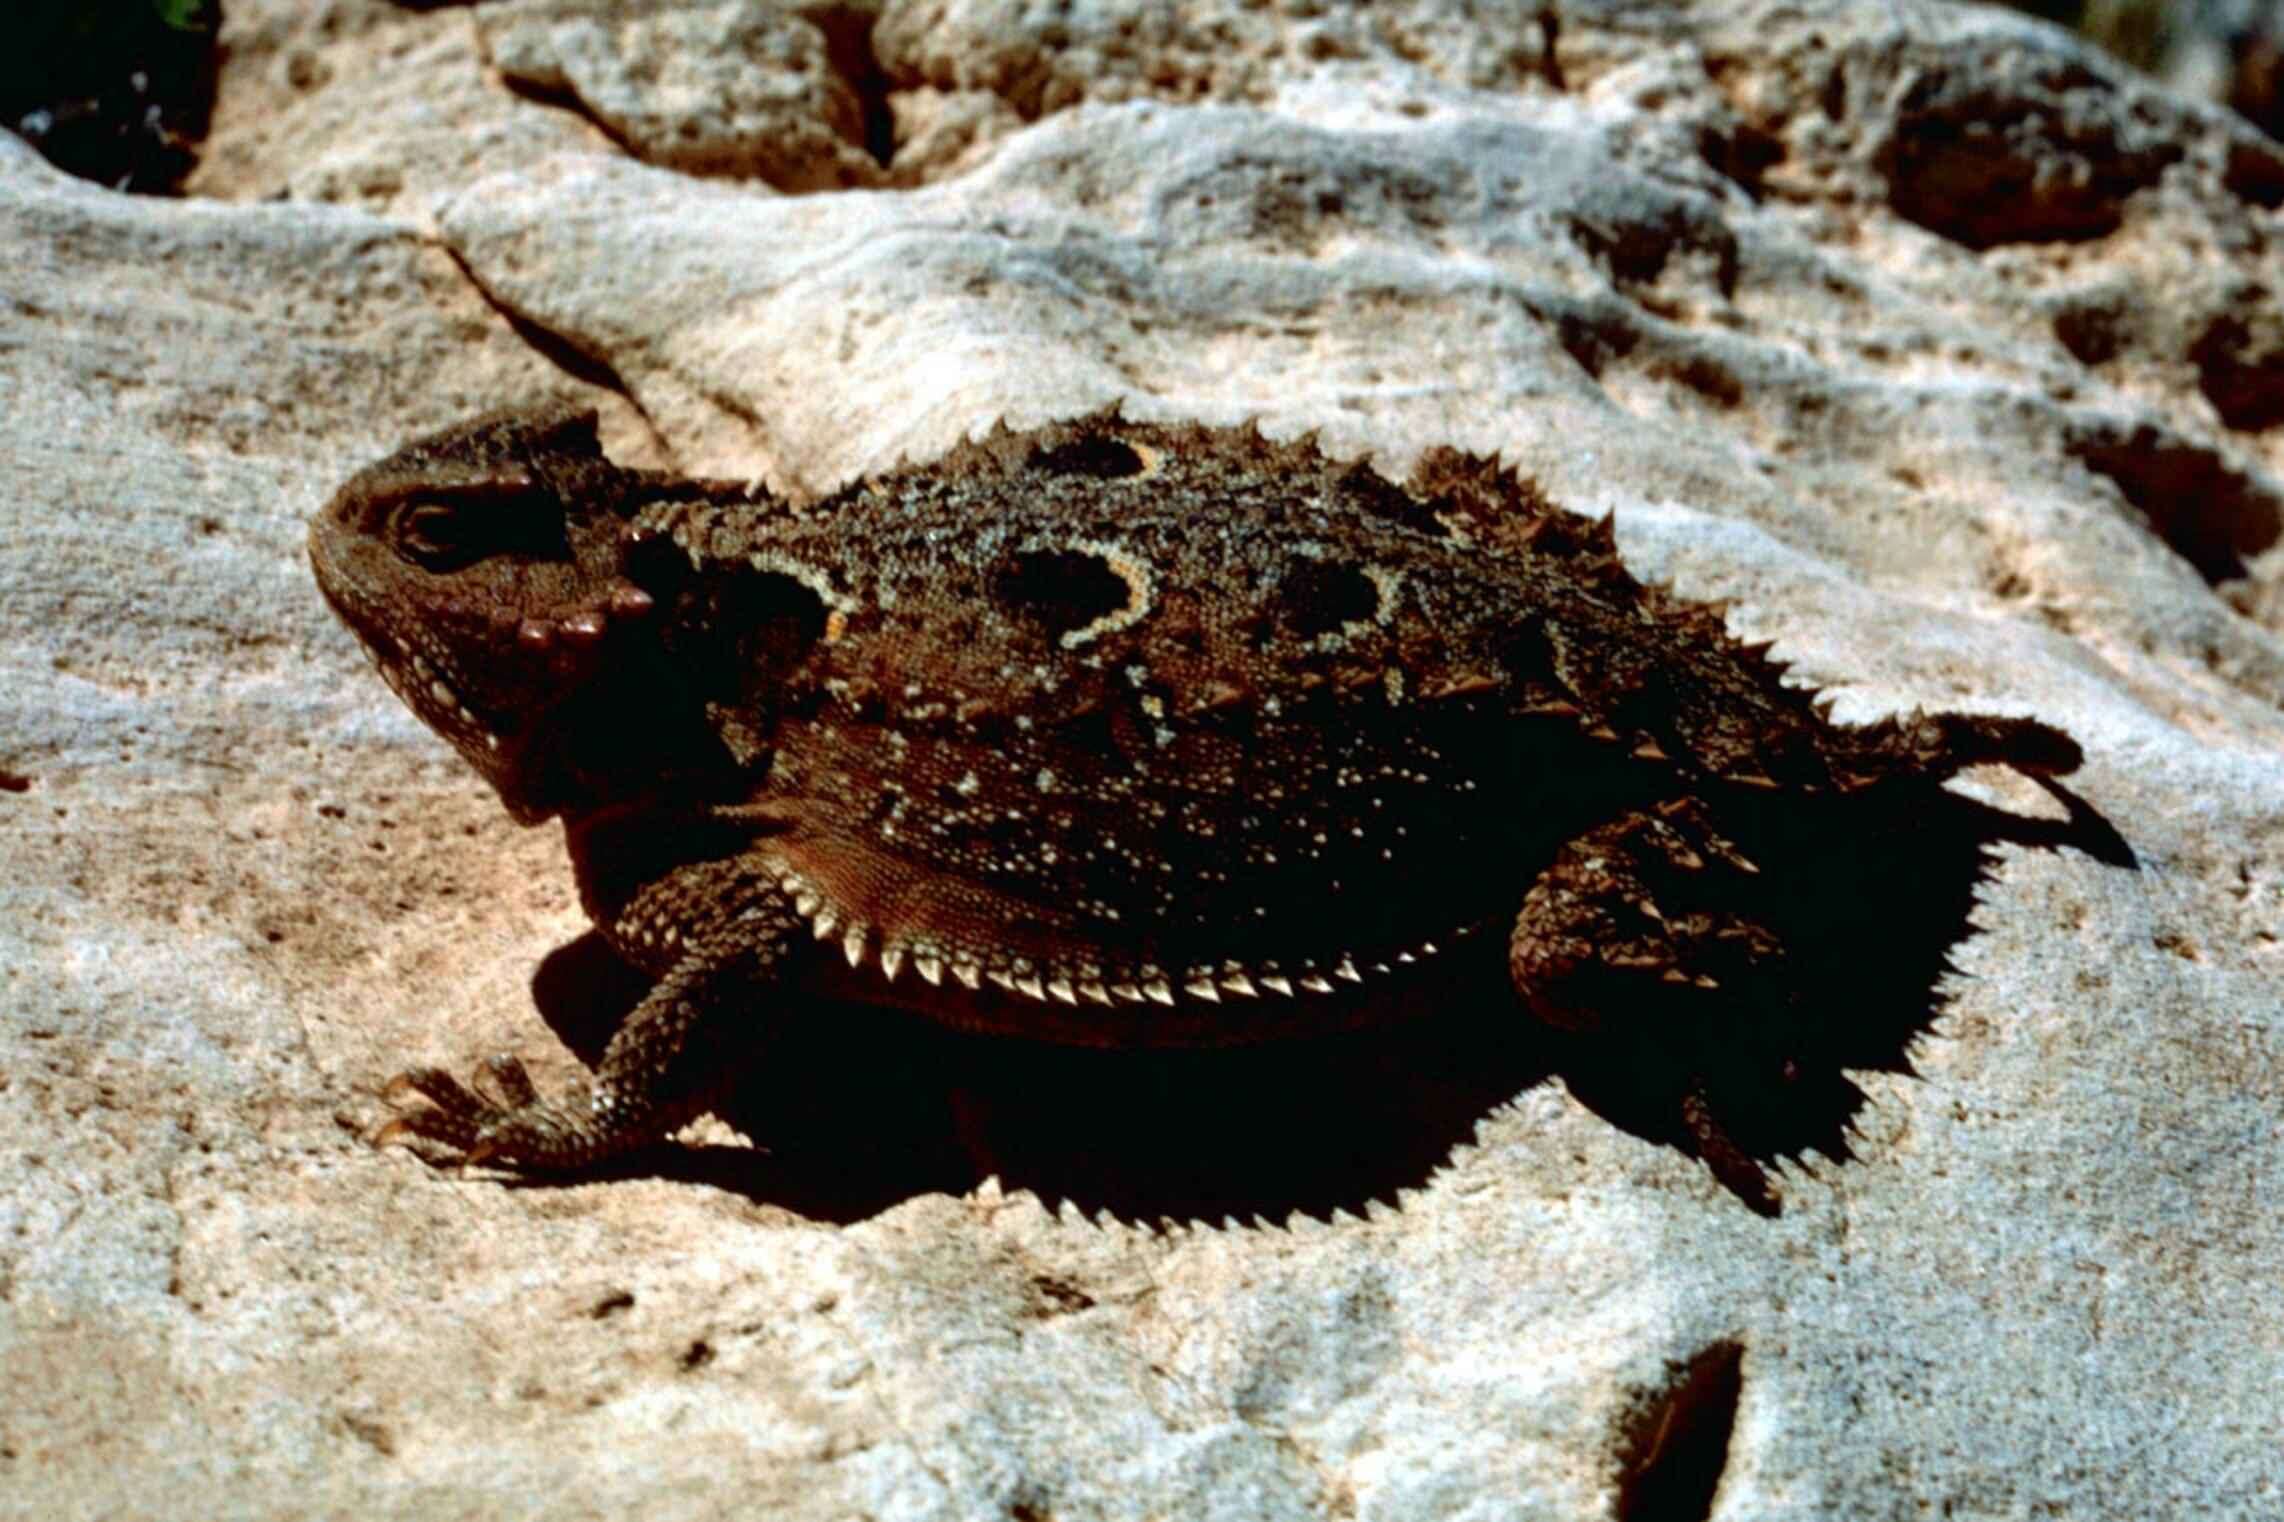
[{"left": 309, "top": 406, "right": 666, "bottom": 823}]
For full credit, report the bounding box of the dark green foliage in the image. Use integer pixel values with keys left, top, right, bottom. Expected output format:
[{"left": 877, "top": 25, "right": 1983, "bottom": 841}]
[{"left": 2, "top": 0, "right": 219, "bottom": 193}]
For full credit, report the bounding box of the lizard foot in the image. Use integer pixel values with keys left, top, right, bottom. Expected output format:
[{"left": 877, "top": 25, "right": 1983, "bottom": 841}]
[
  {"left": 375, "top": 1055, "right": 629, "bottom": 1171},
  {"left": 1513, "top": 800, "right": 1795, "bottom": 1214}
]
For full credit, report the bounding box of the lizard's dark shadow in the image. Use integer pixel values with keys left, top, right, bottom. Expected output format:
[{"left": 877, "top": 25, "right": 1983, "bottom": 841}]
[
  {"left": 529, "top": 934, "right": 1556, "bottom": 1224},
  {"left": 524, "top": 781, "right": 2131, "bottom": 1224},
  {"left": 1556, "top": 779, "right": 2133, "bottom": 1206}
]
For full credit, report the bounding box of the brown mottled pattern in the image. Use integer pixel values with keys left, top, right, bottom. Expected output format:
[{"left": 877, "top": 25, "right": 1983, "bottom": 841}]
[{"left": 308, "top": 406, "right": 2082, "bottom": 1209}]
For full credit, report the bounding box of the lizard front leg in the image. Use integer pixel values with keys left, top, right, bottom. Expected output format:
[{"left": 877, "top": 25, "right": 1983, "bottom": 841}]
[
  {"left": 1510, "top": 800, "right": 1791, "bottom": 1215},
  {"left": 377, "top": 895, "right": 803, "bottom": 1171}
]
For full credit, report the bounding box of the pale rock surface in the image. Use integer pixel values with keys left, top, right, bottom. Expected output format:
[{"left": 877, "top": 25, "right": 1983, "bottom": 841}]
[
  {"left": 4, "top": 1, "right": 2281, "bottom": 1517},
  {"left": 476, "top": 0, "right": 889, "bottom": 190}
]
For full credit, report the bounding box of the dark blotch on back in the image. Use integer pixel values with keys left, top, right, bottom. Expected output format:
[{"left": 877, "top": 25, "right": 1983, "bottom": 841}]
[
  {"left": 624, "top": 524, "right": 695, "bottom": 598},
  {"left": 1337, "top": 464, "right": 1448, "bottom": 541},
  {"left": 1029, "top": 436, "right": 1148, "bottom": 479},
  {"left": 991, "top": 548, "right": 1131, "bottom": 641},
  {"left": 690, "top": 569, "right": 831, "bottom": 701},
  {"left": 741, "top": 571, "right": 830, "bottom": 648},
  {"left": 1277, "top": 559, "right": 1380, "bottom": 639}
]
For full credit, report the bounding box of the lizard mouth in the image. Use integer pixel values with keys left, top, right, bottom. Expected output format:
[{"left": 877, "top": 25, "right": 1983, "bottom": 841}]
[
  {"left": 311, "top": 555, "right": 524, "bottom": 767},
  {"left": 358, "top": 639, "right": 577, "bottom": 825},
  {"left": 369, "top": 641, "right": 513, "bottom": 754},
  {"left": 339, "top": 616, "right": 530, "bottom": 767}
]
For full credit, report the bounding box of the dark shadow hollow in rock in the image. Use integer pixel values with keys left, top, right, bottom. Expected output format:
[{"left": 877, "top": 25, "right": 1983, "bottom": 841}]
[
  {"left": 1873, "top": 52, "right": 2181, "bottom": 249},
  {"left": 2225, "top": 137, "right": 2284, "bottom": 209},
  {"left": 2069, "top": 421, "right": 2284, "bottom": 588},
  {"left": 798, "top": 3, "right": 898, "bottom": 170},
  {"left": 1613, "top": 1340, "right": 1745, "bottom": 1522},
  {"left": 2189, "top": 309, "right": 2284, "bottom": 434},
  {"left": 516, "top": 781, "right": 2129, "bottom": 1226}
]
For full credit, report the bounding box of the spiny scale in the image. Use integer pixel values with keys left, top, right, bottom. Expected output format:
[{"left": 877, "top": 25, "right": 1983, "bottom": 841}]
[{"left": 309, "top": 402, "right": 2088, "bottom": 1212}]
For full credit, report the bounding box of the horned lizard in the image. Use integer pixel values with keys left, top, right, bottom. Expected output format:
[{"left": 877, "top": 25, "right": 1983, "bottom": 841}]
[{"left": 309, "top": 405, "right": 2084, "bottom": 1214}]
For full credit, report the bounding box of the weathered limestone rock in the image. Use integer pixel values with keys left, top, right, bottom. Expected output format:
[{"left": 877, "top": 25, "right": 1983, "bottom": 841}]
[{"left": 4, "top": 1, "right": 2278, "bottom": 1516}]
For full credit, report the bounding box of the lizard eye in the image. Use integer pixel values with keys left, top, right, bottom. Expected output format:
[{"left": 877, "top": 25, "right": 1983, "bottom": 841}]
[
  {"left": 393, "top": 501, "right": 477, "bottom": 569},
  {"left": 388, "top": 487, "right": 569, "bottom": 572}
]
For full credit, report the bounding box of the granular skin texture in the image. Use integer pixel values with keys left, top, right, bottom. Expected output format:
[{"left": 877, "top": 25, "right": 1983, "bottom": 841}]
[{"left": 308, "top": 406, "right": 2088, "bottom": 1213}]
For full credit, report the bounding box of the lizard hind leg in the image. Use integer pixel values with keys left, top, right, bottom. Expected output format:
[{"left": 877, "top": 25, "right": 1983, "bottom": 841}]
[
  {"left": 376, "top": 898, "right": 803, "bottom": 1172},
  {"left": 1510, "top": 800, "right": 1793, "bottom": 1216}
]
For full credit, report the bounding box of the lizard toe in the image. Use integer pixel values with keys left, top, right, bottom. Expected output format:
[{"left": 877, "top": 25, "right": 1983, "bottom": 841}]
[
  {"left": 373, "top": 1059, "right": 601, "bottom": 1169},
  {"left": 474, "top": 1053, "right": 540, "bottom": 1110}
]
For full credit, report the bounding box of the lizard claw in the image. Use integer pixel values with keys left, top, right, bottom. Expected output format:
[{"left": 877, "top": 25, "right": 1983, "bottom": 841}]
[
  {"left": 370, "top": 1055, "right": 602, "bottom": 1170},
  {"left": 370, "top": 1114, "right": 433, "bottom": 1152},
  {"left": 383, "top": 1066, "right": 478, "bottom": 1111}
]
